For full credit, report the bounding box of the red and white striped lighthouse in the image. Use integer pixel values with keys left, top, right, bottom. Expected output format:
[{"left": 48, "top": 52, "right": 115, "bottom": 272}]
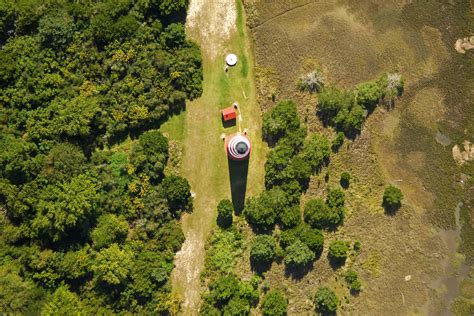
[{"left": 226, "top": 134, "right": 251, "bottom": 161}]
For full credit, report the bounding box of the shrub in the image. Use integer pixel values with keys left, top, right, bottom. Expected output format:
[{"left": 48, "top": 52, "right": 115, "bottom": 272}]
[
  {"left": 284, "top": 240, "right": 315, "bottom": 268},
  {"left": 130, "top": 130, "right": 169, "bottom": 182},
  {"left": 326, "top": 188, "right": 345, "bottom": 209},
  {"left": 301, "top": 134, "right": 331, "bottom": 171},
  {"left": 355, "top": 79, "right": 384, "bottom": 112},
  {"left": 162, "top": 174, "right": 192, "bottom": 213},
  {"left": 332, "top": 131, "right": 345, "bottom": 151},
  {"left": 383, "top": 185, "right": 403, "bottom": 211},
  {"left": 261, "top": 290, "right": 288, "bottom": 316},
  {"left": 262, "top": 100, "right": 300, "bottom": 144},
  {"left": 217, "top": 199, "right": 234, "bottom": 228},
  {"left": 314, "top": 286, "right": 338, "bottom": 314},
  {"left": 297, "top": 70, "right": 325, "bottom": 93},
  {"left": 279, "top": 229, "right": 298, "bottom": 250},
  {"left": 250, "top": 235, "right": 276, "bottom": 265},
  {"left": 304, "top": 199, "right": 337, "bottom": 229},
  {"left": 279, "top": 205, "right": 301, "bottom": 229},
  {"left": 340, "top": 172, "right": 350, "bottom": 188},
  {"left": 345, "top": 270, "right": 362, "bottom": 293},
  {"left": 243, "top": 188, "right": 289, "bottom": 231},
  {"left": 209, "top": 275, "right": 240, "bottom": 304},
  {"left": 296, "top": 225, "right": 324, "bottom": 254},
  {"left": 223, "top": 297, "right": 250, "bottom": 316},
  {"left": 328, "top": 240, "right": 349, "bottom": 264}
]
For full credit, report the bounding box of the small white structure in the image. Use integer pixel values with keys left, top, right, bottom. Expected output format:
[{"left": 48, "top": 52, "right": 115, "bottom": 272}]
[{"left": 226, "top": 54, "right": 238, "bottom": 66}]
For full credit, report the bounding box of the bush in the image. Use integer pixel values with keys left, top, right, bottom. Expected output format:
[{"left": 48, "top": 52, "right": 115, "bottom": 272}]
[
  {"left": 261, "top": 290, "right": 288, "bottom": 316},
  {"left": 279, "top": 205, "right": 301, "bottom": 229},
  {"left": 340, "top": 172, "right": 350, "bottom": 189},
  {"left": 327, "top": 188, "right": 345, "bottom": 209},
  {"left": 217, "top": 199, "right": 233, "bottom": 228},
  {"left": 162, "top": 174, "right": 192, "bottom": 213},
  {"left": 328, "top": 240, "right": 349, "bottom": 264},
  {"left": 300, "top": 134, "right": 331, "bottom": 171},
  {"left": 332, "top": 131, "right": 345, "bottom": 151},
  {"left": 243, "top": 188, "right": 289, "bottom": 231},
  {"left": 345, "top": 270, "right": 362, "bottom": 293},
  {"left": 284, "top": 240, "right": 315, "bottom": 268},
  {"left": 250, "top": 235, "right": 276, "bottom": 265},
  {"left": 209, "top": 275, "right": 240, "bottom": 304},
  {"left": 383, "top": 185, "right": 403, "bottom": 211},
  {"left": 262, "top": 100, "right": 300, "bottom": 144},
  {"left": 314, "top": 286, "right": 338, "bottom": 314},
  {"left": 296, "top": 225, "right": 324, "bottom": 254},
  {"left": 355, "top": 79, "right": 384, "bottom": 112},
  {"left": 304, "top": 199, "right": 339, "bottom": 229},
  {"left": 223, "top": 297, "right": 250, "bottom": 316}
]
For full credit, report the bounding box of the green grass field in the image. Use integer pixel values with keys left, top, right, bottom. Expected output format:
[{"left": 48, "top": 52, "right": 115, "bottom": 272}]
[{"left": 169, "top": 1, "right": 266, "bottom": 313}]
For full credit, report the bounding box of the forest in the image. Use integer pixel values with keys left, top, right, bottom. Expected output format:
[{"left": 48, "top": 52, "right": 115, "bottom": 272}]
[{"left": 0, "top": 0, "right": 202, "bottom": 313}]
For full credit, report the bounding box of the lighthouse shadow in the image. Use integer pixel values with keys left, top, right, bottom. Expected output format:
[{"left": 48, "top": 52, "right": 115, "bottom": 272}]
[{"left": 227, "top": 158, "right": 249, "bottom": 215}]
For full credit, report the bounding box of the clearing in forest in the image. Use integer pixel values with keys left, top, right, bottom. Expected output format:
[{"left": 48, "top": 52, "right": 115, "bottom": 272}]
[{"left": 166, "top": 0, "right": 266, "bottom": 314}]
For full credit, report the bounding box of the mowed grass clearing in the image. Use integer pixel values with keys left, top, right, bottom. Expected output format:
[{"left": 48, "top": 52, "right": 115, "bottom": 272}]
[{"left": 170, "top": 0, "right": 266, "bottom": 314}]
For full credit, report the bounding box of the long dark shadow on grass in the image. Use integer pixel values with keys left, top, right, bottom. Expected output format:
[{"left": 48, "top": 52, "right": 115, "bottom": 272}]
[{"left": 228, "top": 158, "right": 249, "bottom": 214}]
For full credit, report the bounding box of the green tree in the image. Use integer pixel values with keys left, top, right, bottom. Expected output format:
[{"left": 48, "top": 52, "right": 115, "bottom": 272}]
[
  {"left": 327, "top": 188, "right": 345, "bottom": 209},
  {"left": 91, "top": 214, "right": 129, "bottom": 249},
  {"left": 38, "top": 12, "right": 75, "bottom": 49},
  {"left": 301, "top": 133, "right": 331, "bottom": 171},
  {"left": 31, "top": 174, "right": 98, "bottom": 242},
  {"left": 332, "top": 132, "right": 345, "bottom": 152},
  {"left": 223, "top": 297, "right": 250, "bottom": 316},
  {"left": 217, "top": 199, "right": 233, "bottom": 228},
  {"left": 250, "top": 235, "right": 276, "bottom": 265},
  {"left": 304, "top": 198, "right": 340, "bottom": 229},
  {"left": 161, "top": 174, "right": 192, "bottom": 213},
  {"left": 284, "top": 240, "right": 315, "bottom": 268},
  {"left": 130, "top": 130, "right": 169, "bottom": 182},
  {"left": 355, "top": 79, "right": 384, "bottom": 112},
  {"left": 314, "top": 286, "right": 338, "bottom": 314},
  {"left": 328, "top": 240, "right": 349, "bottom": 264},
  {"left": 261, "top": 290, "right": 288, "bottom": 316},
  {"left": 296, "top": 225, "right": 324, "bottom": 254},
  {"left": 279, "top": 205, "right": 301, "bottom": 229},
  {"left": 345, "top": 269, "right": 362, "bottom": 293},
  {"left": 383, "top": 185, "right": 403, "bottom": 211},
  {"left": 92, "top": 244, "right": 133, "bottom": 287},
  {"left": 262, "top": 100, "right": 300, "bottom": 143},
  {"left": 40, "top": 285, "right": 83, "bottom": 315},
  {"left": 244, "top": 188, "right": 289, "bottom": 231},
  {"left": 209, "top": 275, "right": 240, "bottom": 304}
]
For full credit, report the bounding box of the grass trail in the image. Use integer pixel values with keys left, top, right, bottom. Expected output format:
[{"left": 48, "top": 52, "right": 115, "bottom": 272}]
[{"left": 170, "top": 1, "right": 266, "bottom": 314}]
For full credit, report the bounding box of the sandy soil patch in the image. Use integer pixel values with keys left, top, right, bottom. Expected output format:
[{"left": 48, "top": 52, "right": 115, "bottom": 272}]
[{"left": 187, "top": 0, "right": 237, "bottom": 58}]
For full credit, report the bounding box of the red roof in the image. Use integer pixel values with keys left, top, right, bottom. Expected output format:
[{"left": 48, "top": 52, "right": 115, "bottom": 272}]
[{"left": 222, "top": 107, "right": 237, "bottom": 121}]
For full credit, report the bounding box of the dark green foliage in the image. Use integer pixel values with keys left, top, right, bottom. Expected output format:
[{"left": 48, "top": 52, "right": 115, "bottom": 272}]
[
  {"left": 383, "top": 185, "right": 403, "bottom": 211},
  {"left": 250, "top": 235, "right": 276, "bottom": 265},
  {"left": 279, "top": 205, "right": 301, "bottom": 229},
  {"left": 0, "top": 1, "right": 200, "bottom": 313},
  {"left": 162, "top": 174, "right": 192, "bottom": 213},
  {"left": 284, "top": 240, "right": 315, "bottom": 268},
  {"left": 314, "top": 286, "right": 339, "bottom": 314},
  {"left": 223, "top": 297, "right": 250, "bottom": 316},
  {"left": 355, "top": 79, "right": 384, "bottom": 112},
  {"left": 345, "top": 269, "right": 362, "bottom": 293},
  {"left": 340, "top": 172, "right": 351, "bottom": 189},
  {"left": 243, "top": 188, "right": 290, "bottom": 231},
  {"left": 38, "top": 12, "right": 75, "bottom": 48},
  {"left": 91, "top": 214, "right": 129, "bottom": 249},
  {"left": 217, "top": 199, "right": 233, "bottom": 228},
  {"left": 332, "top": 131, "right": 345, "bottom": 151},
  {"left": 327, "top": 188, "right": 345, "bottom": 209},
  {"left": 296, "top": 225, "right": 324, "bottom": 254},
  {"left": 130, "top": 130, "right": 169, "bottom": 182},
  {"left": 328, "top": 240, "right": 349, "bottom": 264},
  {"left": 262, "top": 100, "right": 300, "bottom": 144},
  {"left": 261, "top": 290, "right": 288, "bottom": 316},
  {"left": 300, "top": 134, "right": 331, "bottom": 171},
  {"left": 304, "top": 198, "right": 343, "bottom": 229}
]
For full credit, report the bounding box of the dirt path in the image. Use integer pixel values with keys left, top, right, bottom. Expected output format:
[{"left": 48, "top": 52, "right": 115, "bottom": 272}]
[{"left": 171, "top": 1, "right": 265, "bottom": 314}]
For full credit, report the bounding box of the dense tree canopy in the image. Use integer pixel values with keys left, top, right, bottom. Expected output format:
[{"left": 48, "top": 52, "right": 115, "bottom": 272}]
[
  {"left": 250, "top": 235, "right": 277, "bottom": 266},
  {"left": 262, "top": 100, "right": 300, "bottom": 144},
  {"left": 314, "top": 286, "right": 339, "bottom": 314},
  {"left": 0, "top": 0, "right": 201, "bottom": 313},
  {"left": 261, "top": 290, "right": 288, "bottom": 316}
]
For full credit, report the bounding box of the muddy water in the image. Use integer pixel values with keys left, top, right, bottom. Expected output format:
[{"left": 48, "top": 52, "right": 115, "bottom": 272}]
[{"left": 429, "top": 202, "right": 470, "bottom": 315}]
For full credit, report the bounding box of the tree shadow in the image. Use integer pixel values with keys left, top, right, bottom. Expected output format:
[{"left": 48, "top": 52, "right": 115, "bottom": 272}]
[
  {"left": 382, "top": 201, "right": 401, "bottom": 215},
  {"left": 228, "top": 158, "right": 249, "bottom": 215},
  {"left": 250, "top": 258, "right": 272, "bottom": 275},
  {"left": 328, "top": 255, "right": 347, "bottom": 270},
  {"left": 284, "top": 261, "right": 314, "bottom": 280}
]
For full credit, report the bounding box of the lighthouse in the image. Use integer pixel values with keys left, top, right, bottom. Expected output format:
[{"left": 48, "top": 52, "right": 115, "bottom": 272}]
[{"left": 226, "top": 133, "right": 251, "bottom": 161}]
